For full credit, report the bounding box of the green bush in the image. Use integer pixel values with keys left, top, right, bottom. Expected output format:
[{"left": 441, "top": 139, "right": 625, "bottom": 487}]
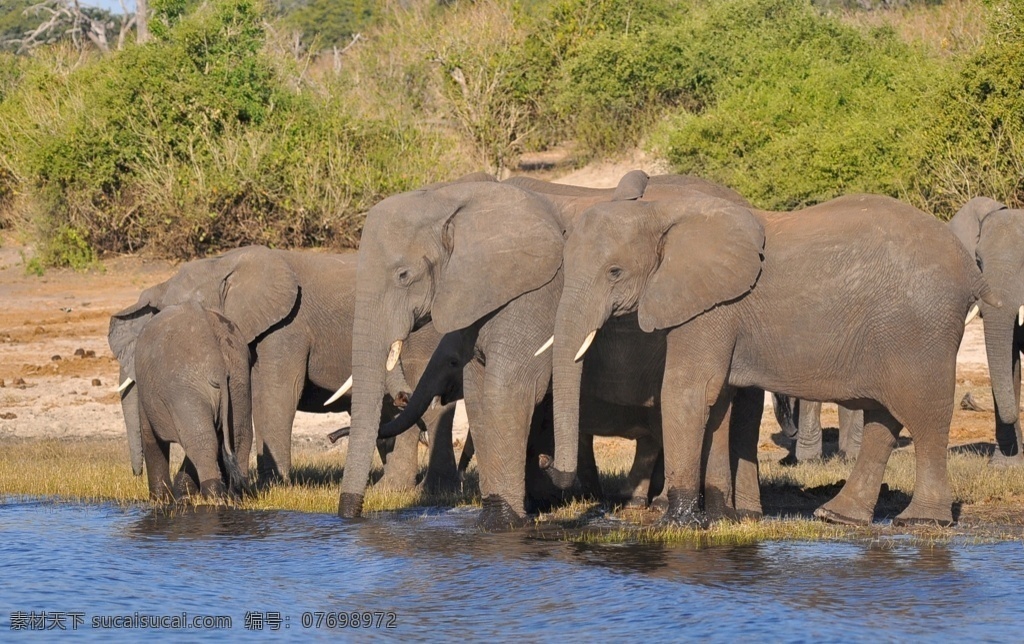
[
  {"left": 654, "top": 0, "right": 942, "bottom": 209},
  {"left": 913, "top": 0, "right": 1024, "bottom": 215},
  {"left": 0, "top": 0, "right": 456, "bottom": 260}
]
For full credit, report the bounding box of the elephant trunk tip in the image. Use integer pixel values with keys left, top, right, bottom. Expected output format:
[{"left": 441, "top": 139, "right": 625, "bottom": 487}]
[{"left": 546, "top": 466, "right": 577, "bottom": 491}]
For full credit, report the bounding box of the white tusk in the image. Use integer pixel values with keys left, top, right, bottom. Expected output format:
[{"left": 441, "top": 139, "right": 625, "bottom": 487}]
[
  {"left": 534, "top": 335, "right": 554, "bottom": 357},
  {"left": 430, "top": 396, "right": 440, "bottom": 410},
  {"left": 1019, "top": 305, "right": 1024, "bottom": 326},
  {"left": 116, "top": 377, "right": 134, "bottom": 393},
  {"left": 965, "top": 305, "right": 980, "bottom": 325},
  {"left": 386, "top": 340, "right": 403, "bottom": 372},
  {"left": 323, "top": 375, "right": 353, "bottom": 406},
  {"left": 574, "top": 330, "right": 597, "bottom": 362}
]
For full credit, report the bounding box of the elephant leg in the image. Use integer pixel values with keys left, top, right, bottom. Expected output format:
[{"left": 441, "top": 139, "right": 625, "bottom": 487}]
[
  {"left": 250, "top": 352, "right": 306, "bottom": 486},
  {"left": 795, "top": 400, "right": 823, "bottom": 462},
  {"left": 659, "top": 339, "right": 731, "bottom": 528},
  {"left": 649, "top": 451, "right": 667, "bottom": 511},
  {"left": 704, "top": 390, "right": 736, "bottom": 522},
  {"left": 458, "top": 430, "right": 475, "bottom": 473},
  {"left": 421, "top": 403, "right": 460, "bottom": 495},
  {"left": 173, "top": 406, "right": 226, "bottom": 499},
  {"left": 140, "top": 409, "right": 172, "bottom": 502},
  {"left": 838, "top": 405, "right": 864, "bottom": 460},
  {"left": 575, "top": 432, "right": 601, "bottom": 500},
  {"left": 730, "top": 386, "right": 764, "bottom": 520},
  {"left": 991, "top": 346, "right": 1023, "bottom": 466},
  {"left": 465, "top": 361, "right": 531, "bottom": 529},
  {"left": 815, "top": 408, "right": 901, "bottom": 525},
  {"left": 376, "top": 423, "right": 420, "bottom": 491},
  {"left": 893, "top": 406, "right": 955, "bottom": 526},
  {"left": 173, "top": 456, "right": 200, "bottom": 498},
  {"left": 624, "top": 434, "right": 661, "bottom": 508}
]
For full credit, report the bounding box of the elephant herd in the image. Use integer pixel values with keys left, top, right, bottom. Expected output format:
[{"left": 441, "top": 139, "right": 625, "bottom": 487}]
[{"left": 108, "top": 171, "right": 1023, "bottom": 530}]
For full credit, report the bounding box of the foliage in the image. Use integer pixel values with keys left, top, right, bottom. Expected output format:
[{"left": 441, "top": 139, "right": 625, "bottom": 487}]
[
  {"left": 0, "top": 0, "right": 1019, "bottom": 258},
  {"left": 913, "top": 0, "right": 1024, "bottom": 215},
  {"left": 652, "top": 0, "right": 943, "bottom": 209},
  {"left": 0, "top": 0, "right": 458, "bottom": 260},
  {"left": 273, "top": 0, "right": 376, "bottom": 51}
]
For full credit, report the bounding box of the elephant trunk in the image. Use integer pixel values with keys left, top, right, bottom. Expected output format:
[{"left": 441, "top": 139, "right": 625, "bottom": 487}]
[
  {"left": 550, "top": 280, "right": 609, "bottom": 489},
  {"left": 379, "top": 360, "right": 445, "bottom": 440},
  {"left": 338, "top": 297, "right": 394, "bottom": 518},
  {"left": 985, "top": 301, "right": 1020, "bottom": 426},
  {"left": 772, "top": 394, "right": 801, "bottom": 439},
  {"left": 118, "top": 364, "right": 144, "bottom": 476}
]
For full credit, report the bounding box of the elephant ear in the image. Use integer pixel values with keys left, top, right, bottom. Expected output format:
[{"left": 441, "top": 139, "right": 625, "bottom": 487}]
[
  {"left": 107, "top": 282, "right": 168, "bottom": 380},
  {"left": 949, "top": 196, "right": 1007, "bottom": 260},
  {"left": 206, "top": 310, "right": 252, "bottom": 375},
  {"left": 218, "top": 247, "right": 300, "bottom": 344},
  {"left": 638, "top": 200, "right": 765, "bottom": 332},
  {"left": 611, "top": 170, "right": 650, "bottom": 201},
  {"left": 431, "top": 185, "right": 565, "bottom": 333}
]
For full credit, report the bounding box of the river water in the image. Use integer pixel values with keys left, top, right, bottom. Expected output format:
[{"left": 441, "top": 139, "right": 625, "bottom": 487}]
[{"left": 1, "top": 498, "right": 1022, "bottom": 640}]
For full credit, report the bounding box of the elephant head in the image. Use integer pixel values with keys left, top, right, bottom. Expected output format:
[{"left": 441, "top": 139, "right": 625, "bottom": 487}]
[
  {"left": 107, "top": 245, "right": 300, "bottom": 475},
  {"left": 338, "top": 181, "right": 565, "bottom": 517},
  {"left": 548, "top": 196, "right": 764, "bottom": 484},
  {"left": 952, "top": 198, "right": 1024, "bottom": 425}
]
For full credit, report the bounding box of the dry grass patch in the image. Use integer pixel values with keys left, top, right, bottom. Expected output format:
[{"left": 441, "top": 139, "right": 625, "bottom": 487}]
[{"left": 3, "top": 437, "right": 1024, "bottom": 545}]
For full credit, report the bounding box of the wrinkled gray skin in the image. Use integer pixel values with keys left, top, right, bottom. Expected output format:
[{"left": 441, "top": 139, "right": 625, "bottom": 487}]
[
  {"left": 134, "top": 302, "right": 252, "bottom": 500},
  {"left": 773, "top": 395, "right": 864, "bottom": 461},
  {"left": 551, "top": 191, "right": 994, "bottom": 527},
  {"left": 108, "top": 246, "right": 458, "bottom": 492},
  {"left": 339, "top": 172, "right": 763, "bottom": 528},
  {"left": 949, "top": 197, "right": 1024, "bottom": 466},
  {"left": 521, "top": 173, "right": 765, "bottom": 517}
]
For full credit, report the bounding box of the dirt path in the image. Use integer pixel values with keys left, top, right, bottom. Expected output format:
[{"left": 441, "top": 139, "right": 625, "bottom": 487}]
[{"left": 0, "top": 157, "right": 1003, "bottom": 455}]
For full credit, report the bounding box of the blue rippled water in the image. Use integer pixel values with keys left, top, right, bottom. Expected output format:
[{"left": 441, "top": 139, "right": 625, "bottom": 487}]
[{"left": 1, "top": 499, "right": 1022, "bottom": 641}]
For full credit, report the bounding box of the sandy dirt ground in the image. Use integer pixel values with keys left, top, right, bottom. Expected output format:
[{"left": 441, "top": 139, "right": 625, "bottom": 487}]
[{"left": 0, "top": 157, "right": 1004, "bottom": 458}]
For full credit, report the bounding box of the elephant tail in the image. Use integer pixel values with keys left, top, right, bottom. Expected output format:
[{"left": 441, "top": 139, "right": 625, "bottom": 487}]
[{"left": 218, "top": 373, "right": 245, "bottom": 495}]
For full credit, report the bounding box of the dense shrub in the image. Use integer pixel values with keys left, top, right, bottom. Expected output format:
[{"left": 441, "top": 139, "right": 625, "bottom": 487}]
[
  {"left": 913, "top": 0, "right": 1024, "bottom": 215},
  {"left": 652, "top": 0, "right": 942, "bottom": 209},
  {"left": 0, "top": 0, "right": 459, "bottom": 259}
]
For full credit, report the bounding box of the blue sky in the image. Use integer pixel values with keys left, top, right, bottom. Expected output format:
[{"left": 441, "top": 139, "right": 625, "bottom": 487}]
[{"left": 82, "top": 0, "right": 133, "bottom": 14}]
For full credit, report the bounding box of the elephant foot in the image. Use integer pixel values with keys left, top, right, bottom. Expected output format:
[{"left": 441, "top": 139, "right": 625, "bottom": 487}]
[
  {"left": 624, "top": 496, "right": 648, "bottom": 509},
  {"left": 703, "top": 487, "right": 734, "bottom": 523},
  {"left": 732, "top": 508, "right": 763, "bottom": 521},
  {"left": 891, "top": 514, "right": 955, "bottom": 528},
  {"left": 420, "top": 474, "right": 461, "bottom": 496},
  {"left": 813, "top": 504, "right": 871, "bottom": 526},
  {"left": 478, "top": 495, "right": 528, "bottom": 531},
  {"left": 893, "top": 501, "right": 954, "bottom": 527},
  {"left": 989, "top": 451, "right": 1024, "bottom": 468},
  {"left": 649, "top": 495, "right": 669, "bottom": 513},
  {"left": 338, "top": 492, "right": 365, "bottom": 519},
  {"left": 172, "top": 471, "right": 200, "bottom": 499},
  {"left": 657, "top": 488, "right": 710, "bottom": 529},
  {"left": 199, "top": 478, "right": 229, "bottom": 500}
]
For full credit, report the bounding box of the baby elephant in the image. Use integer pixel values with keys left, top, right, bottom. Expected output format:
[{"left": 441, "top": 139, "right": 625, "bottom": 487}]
[{"left": 135, "top": 302, "right": 253, "bottom": 500}]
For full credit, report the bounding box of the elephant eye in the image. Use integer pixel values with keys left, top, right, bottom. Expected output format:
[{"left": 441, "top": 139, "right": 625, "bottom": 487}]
[
  {"left": 395, "top": 268, "right": 411, "bottom": 286},
  {"left": 607, "top": 266, "right": 624, "bottom": 281}
]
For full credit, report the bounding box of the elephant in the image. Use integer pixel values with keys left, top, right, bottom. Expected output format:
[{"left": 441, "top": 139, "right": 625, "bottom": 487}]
[
  {"left": 772, "top": 395, "right": 864, "bottom": 462},
  {"left": 547, "top": 185, "right": 996, "bottom": 527},
  {"left": 107, "top": 246, "right": 459, "bottom": 492},
  {"left": 133, "top": 302, "right": 252, "bottom": 500},
  {"left": 337, "top": 171, "right": 763, "bottom": 528},
  {"left": 949, "top": 196, "right": 1024, "bottom": 466}
]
